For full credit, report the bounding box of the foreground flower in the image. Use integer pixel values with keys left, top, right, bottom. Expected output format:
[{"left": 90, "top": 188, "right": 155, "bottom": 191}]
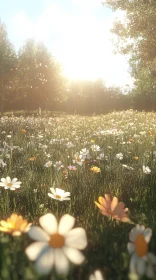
[
  {"left": 0, "top": 213, "right": 31, "bottom": 236},
  {"left": 128, "top": 224, "right": 156, "bottom": 278},
  {"left": 143, "top": 165, "right": 151, "bottom": 174},
  {"left": 90, "top": 166, "right": 101, "bottom": 173},
  {"left": 89, "top": 270, "right": 104, "bottom": 280},
  {"left": 48, "top": 188, "right": 70, "bottom": 201},
  {"left": 25, "top": 213, "right": 87, "bottom": 275},
  {"left": 0, "top": 177, "right": 22, "bottom": 190},
  {"left": 95, "top": 194, "right": 130, "bottom": 222}
]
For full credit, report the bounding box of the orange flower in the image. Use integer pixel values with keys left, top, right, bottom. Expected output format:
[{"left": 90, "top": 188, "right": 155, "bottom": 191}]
[
  {"left": 0, "top": 213, "right": 31, "bottom": 236},
  {"left": 95, "top": 194, "right": 130, "bottom": 222},
  {"left": 29, "top": 157, "right": 36, "bottom": 161},
  {"left": 21, "top": 129, "right": 26, "bottom": 133},
  {"left": 148, "top": 131, "right": 152, "bottom": 135},
  {"left": 133, "top": 156, "right": 139, "bottom": 160}
]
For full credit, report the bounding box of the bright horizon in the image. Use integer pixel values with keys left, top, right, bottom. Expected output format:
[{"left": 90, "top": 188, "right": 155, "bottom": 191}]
[{"left": 0, "top": 0, "right": 133, "bottom": 89}]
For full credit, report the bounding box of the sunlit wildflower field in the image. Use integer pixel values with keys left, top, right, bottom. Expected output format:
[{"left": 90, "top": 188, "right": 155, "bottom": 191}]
[{"left": 0, "top": 110, "right": 156, "bottom": 280}]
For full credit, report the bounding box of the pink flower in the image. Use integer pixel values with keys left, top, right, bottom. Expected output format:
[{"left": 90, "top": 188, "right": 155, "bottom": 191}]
[
  {"left": 68, "top": 165, "right": 77, "bottom": 171},
  {"left": 95, "top": 194, "right": 130, "bottom": 222}
]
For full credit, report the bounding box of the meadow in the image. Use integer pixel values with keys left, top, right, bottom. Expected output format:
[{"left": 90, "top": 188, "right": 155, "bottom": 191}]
[{"left": 0, "top": 110, "right": 156, "bottom": 280}]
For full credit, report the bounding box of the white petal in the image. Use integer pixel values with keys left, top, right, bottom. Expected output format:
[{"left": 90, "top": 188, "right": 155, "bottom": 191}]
[
  {"left": 63, "top": 247, "right": 85, "bottom": 264},
  {"left": 35, "top": 247, "right": 54, "bottom": 275},
  {"left": 65, "top": 228, "right": 87, "bottom": 249},
  {"left": 62, "top": 192, "right": 70, "bottom": 197},
  {"left": 6, "top": 176, "right": 11, "bottom": 183},
  {"left": 127, "top": 243, "right": 135, "bottom": 254},
  {"left": 39, "top": 213, "right": 58, "bottom": 235},
  {"left": 129, "top": 254, "right": 137, "bottom": 273},
  {"left": 1, "top": 178, "right": 7, "bottom": 183},
  {"left": 129, "top": 228, "right": 139, "bottom": 242},
  {"left": 56, "top": 188, "right": 64, "bottom": 195},
  {"left": 50, "top": 188, "right": 56, "bottom": 196},
  {"left": 12, "top": 178, "right": 18, "bottom": 183},
  {"left": 54, "top": 248, "right": 69, "bottom": 276},
  {"left": 58, "top": 214, "right": 75, "bottom": 235},
  {"left": 13, "top": 184, "right": 21, "bottom": 188},
  {"left": 25, "top": 242, "right": 48, "bottom": 260},
  {"left": 136, "top": 258, "right": 146, "bottom": 275},
  {"left": 136, "top": 224, "right": 145, "bottom": 234},
  {"left": 48, "top": 193, "right": 56, "bottom": 199},
  {"left": 143, "top": 228, "right": 152, "bottom": 243},
  {"left": 28, "top": 226, "right": 50, "bottom": 241},
  {"left": 94, "top": 270, "right": 104, "bottom": 280},
  {"left": 60, "top": 198, "right": 70, "bottom": 201},
  {"left": 0, "top": 183, "right": 5, "bottom": 186},
  {"left": 14, "top": 181, "right": 22, "bottom": 185},
  {"left": 129, "top": 225, "right": 145, "bottom": 242}
]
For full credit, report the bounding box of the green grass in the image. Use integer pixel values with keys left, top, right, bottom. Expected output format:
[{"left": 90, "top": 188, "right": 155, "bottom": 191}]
[{"left": 0, "top": 110, "right": 156, "bottom": 280}]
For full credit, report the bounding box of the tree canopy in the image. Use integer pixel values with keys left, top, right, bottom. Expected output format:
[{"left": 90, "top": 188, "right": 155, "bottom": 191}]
[{"left": 103, "top": 0, "right": 156, "bottom": 108}]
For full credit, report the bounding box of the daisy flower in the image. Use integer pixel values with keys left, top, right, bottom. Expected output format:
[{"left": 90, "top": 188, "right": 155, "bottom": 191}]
[
  {"left": 48, "top": 188, "right": 70, "bottom": 201},
  {"left": 128, "top": 224, "right": 156, "bottom": 278},
  {"left": 0, "top": 176, "right": 22, "bottom": 190},
  {"left": 25, "top": 213, "right": 87, "bottom": 275},
  {"left": 91, "top": 145, "right": 101, "bottom": 152},
  {"left": 116, "top": 153, "right": 123, "bottom": 160},
  {"left": 143, "top": 166, "right": 151, "bottom": 174},
  {"left": 44, "top": 161, "right": 52, "bottom": 167},
  {"left": 95, "top": 194, "right": 130, "bottom": 222},
  {"left": 0, "top": 213, "right": 31, "bottom": 236}
]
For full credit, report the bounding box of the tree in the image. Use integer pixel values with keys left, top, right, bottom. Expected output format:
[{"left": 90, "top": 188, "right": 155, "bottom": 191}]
[
  {"left": 16, "top": 39, "right": 66, "bottom": 110},
  {"left": 102, "top": 0, "right": 156, "bottom": 109},
  {"left": 0, "top": 21, "right": 17, "bottom": 113}
]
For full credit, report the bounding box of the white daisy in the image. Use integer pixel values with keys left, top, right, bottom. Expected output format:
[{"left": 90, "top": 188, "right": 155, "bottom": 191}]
[
  {"left": 143, "top": 166, "right": 151, "bottom": 174},
  {"left": 44, "top": 161, "right": 52, "bottom": 167},
  {"left": 48, "top": 188, "right": 70, "bottom": 201},
  {"left": 80, "top": 148, "right": 90, "bottom": 159},
  {"left": 25, "top": 213, "right": 87, "bottom": 275},
  {"left": 91, "top": 145, "right": 101, "bottom": 152},
  {"left": 116, "top": 153, "right": 123, "bottom": 160},
  {"left": 0, "top": 176, "right": 22, "bottom": 190},
  {"left": 73, "top": 153, "right": 84, "bottom": 166},
  {"left": 53, "top": 161, "right": 64, "bottom": 171},
  {"left": 89, "top": 270, "right": 104, "bottom": 280},
  {"left": 128, "top": 224, "right": 156, "bottom": 277}
]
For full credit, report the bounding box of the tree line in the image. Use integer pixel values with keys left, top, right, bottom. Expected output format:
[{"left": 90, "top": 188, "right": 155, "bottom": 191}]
[{"left": 0, "top": 0, "right": 156, "bottom": 116}]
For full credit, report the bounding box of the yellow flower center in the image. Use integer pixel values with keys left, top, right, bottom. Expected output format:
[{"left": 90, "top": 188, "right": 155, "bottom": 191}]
[
  {"left": 56, "top": 195, "right": 61, "bottom": 199},
  {"left": 7, "top": 183, "right": 12, "bottom": 187},
  {"left": 49, "top": 233, "right": 65, "bottom": 248},
  {"left": 134, "top": 234, "right": 148, "bottom": 257}
]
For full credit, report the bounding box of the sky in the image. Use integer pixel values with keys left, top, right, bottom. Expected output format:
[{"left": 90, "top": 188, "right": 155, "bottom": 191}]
[{"left": 0, "top": 0, "right": 133, "bottom": 89}]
